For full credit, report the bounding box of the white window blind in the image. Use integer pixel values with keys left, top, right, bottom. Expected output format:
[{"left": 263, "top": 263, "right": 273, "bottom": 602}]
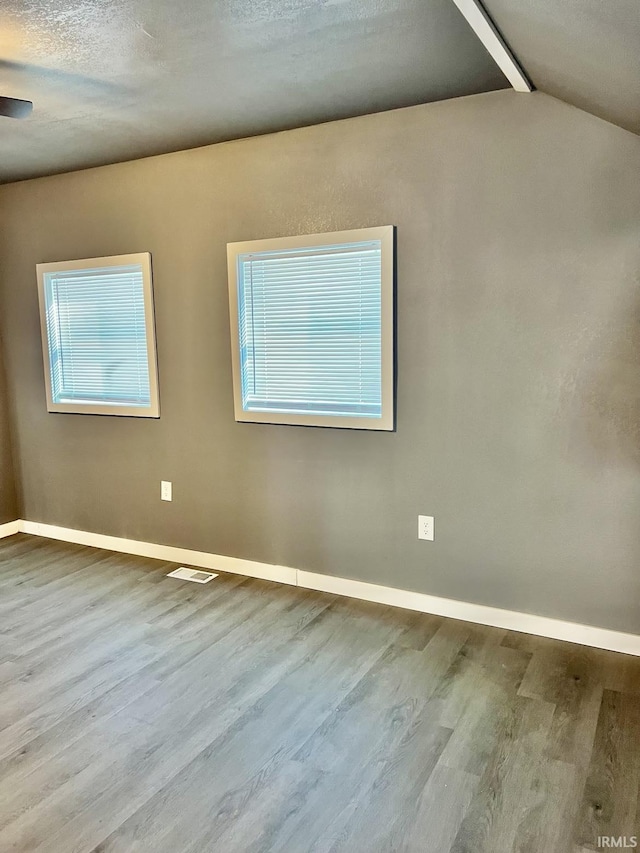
[
  {"left": 237, "top": 240, "right": 383, "bottom": 419},
  {"left": 37, "top": 254, "right": 160, "bottom": 417}
]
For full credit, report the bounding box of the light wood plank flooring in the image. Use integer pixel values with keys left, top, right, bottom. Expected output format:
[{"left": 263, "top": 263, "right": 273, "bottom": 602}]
[{"left": 0, "top": 534, "right": 639, "bottom": 852}]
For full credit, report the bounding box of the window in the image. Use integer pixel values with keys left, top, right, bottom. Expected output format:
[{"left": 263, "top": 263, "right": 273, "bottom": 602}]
[
  {"left": 36, "top": 253, "right": 160, "bottom": 417},
  {"left": 227, "top": 226, "right": 394, "bottom": 430}
]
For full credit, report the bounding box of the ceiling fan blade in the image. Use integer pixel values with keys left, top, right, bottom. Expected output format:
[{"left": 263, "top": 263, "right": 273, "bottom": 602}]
[{"left": 0, "top": 96, "right": 33, "bottom": 119}]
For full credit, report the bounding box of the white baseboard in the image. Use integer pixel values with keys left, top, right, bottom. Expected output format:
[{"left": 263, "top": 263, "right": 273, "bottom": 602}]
[
  {"left": 298, "top": 570, "right": 640, "bottom": 657},
  {"left": 10, "top": 519, "right": 640, "bottom": 657},
  {"left": 0, "top": 520, "right": 20, "bottom": 539},
  {"left": 19, "top": 521, "right": 297, "bottom": 586}
]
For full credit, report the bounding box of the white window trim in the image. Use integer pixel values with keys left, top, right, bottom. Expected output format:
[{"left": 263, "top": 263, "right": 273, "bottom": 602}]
[
  {"left": 36, "top": 252, "right": 160, "bottom": 418},
  {"left": 227, "top": 226, "right": 395, "bottom": 431}
]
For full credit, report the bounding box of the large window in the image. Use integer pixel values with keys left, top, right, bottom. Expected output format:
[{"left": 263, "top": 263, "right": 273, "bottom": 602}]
[
  {"left": 37, "top": 253, "right": 160, "bottom": 417},
  {"left": 228, "top": 226, "right": 394, "bottom": 430}
]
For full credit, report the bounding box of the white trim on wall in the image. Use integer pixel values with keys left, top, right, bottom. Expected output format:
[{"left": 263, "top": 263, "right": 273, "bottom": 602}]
[
  {"left": 450, "top": 0, "right": 533, "bottom": 93},
  {"left": 0, "top": 520, "right": 20, "bottom": 539},
  {"left": 298, "top": 570, "right": 640, "bottom": 657},
  {"left": 6, "top": 519, "right": 640, "bottom": 657},
  {"left": 19, "top": 521, "right": 297, "bottom": 586}
]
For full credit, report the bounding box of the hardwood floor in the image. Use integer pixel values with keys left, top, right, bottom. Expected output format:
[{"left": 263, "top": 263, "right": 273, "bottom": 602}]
[{"left": 0, "top": 534, "right": 639, "bottom": 852}]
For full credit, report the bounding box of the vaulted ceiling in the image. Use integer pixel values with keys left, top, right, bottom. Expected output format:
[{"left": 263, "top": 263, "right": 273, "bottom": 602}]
[
  {"left": 0, "top": 0, "right": 637, "bottom": 183},
  {"left": 484, "top": 0, "right": 640, "bottom": 136}
]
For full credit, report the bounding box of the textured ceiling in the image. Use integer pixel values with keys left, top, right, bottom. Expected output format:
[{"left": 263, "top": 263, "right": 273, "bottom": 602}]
[
  {"left": 486, "top": 0, "right": 640, "bottom": 135},
  {"left": 0, "top": 0, "right": 508, "bottom": 182}
]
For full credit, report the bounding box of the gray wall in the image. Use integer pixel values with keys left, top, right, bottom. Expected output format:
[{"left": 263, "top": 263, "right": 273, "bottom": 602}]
[
  {"left": 1, "top": 90, "right": 639, "bottom": 632},
  {"left": 0, "top": 334, "right": 18, "bottom": 523}
]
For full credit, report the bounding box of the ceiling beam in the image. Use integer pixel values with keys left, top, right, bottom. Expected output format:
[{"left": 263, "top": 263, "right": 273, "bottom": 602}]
[{"left": 451, "top": 0, "right": 533, "bottom": 93}]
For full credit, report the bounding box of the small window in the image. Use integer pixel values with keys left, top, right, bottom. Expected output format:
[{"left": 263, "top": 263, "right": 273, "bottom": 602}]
[
  {"left": 36, "top": 253, "right": 160, "bottom": 417},
  {"left": 227, "top": 226, "right": 394, "bottom": 430}
]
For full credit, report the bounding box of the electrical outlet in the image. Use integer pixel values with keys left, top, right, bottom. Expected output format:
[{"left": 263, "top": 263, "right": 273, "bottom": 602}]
[
  {"left": 418, "top": 515, "right": 434, "bottom": 541},
  {"left": 161, "top": 481, "right": 172, "bottom": 502}
]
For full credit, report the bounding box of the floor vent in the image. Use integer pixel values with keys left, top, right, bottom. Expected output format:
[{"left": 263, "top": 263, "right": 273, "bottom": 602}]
[{"left": 167, "top": 567, "right": 218, "bottom": 584}]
